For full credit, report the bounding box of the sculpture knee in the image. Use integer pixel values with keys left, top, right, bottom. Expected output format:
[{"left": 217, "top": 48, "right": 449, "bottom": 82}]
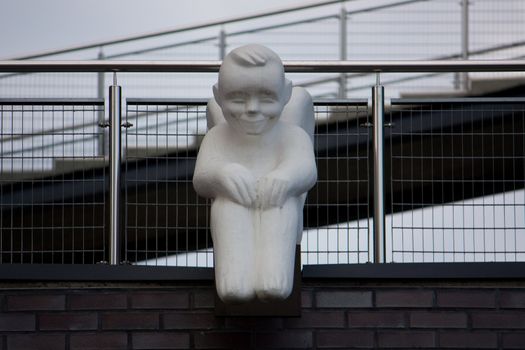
[
  {"left": 216, "top": 277, "right": 256, "bottom": 303},
  {"left": 256, "top": 282, "right": 293, "bottom": 301}
]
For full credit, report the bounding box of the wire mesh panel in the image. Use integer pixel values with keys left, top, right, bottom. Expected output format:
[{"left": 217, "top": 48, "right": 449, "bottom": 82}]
[
  {"left": 124, "top": 99, "right": 371, "bottom": 266},
  {"left": 302, "top": 100, "right": 371, "bottom": 265},
  {"left": 124, "top": 100, "right": 211, "bottom": 266},
  {"left": 0, "top": 99, "right": 107, "bottom": 264},
  {"left": 388, "top": 98, "right": 525, "bottom": 262}
]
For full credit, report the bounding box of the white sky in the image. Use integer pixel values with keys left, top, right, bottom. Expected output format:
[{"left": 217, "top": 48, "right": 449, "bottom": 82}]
[{"left": 0, "top": 0, "right": 323, "bottom": 59}]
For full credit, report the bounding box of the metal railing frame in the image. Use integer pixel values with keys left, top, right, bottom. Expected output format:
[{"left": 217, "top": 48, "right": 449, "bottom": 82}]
[
  {"left": 4, "top": 0, "right": 511, "bottom": 99},
  {"left": 1, "top": 59, "right": 524, "bottom": 265}
]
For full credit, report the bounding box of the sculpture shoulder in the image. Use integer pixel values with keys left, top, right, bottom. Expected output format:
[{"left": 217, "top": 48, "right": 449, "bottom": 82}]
[
  {"left": 202, "top": 123, "right": 230, "bottom": 141},
  {"left": 281, "top": 87, "right": 315, "bottom": 141},
  {"left": 277, "top": 122, "right": 314, "bottom": 149}
]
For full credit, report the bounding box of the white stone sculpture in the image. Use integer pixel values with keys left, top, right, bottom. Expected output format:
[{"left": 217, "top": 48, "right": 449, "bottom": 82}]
[{"left": 193, "top": 44, "right": 317, "bottom": 303}]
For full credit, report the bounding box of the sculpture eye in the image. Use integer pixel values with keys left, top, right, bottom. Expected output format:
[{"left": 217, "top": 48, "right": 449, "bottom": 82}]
[
  {"left": 226, "top": 92, "right": 246, "bottom": 104},
  {"left": 260, "top": 91, "right": 277, "bottom": 103}
]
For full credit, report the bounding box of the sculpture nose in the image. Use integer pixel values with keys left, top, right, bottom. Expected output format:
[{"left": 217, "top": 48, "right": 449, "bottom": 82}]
[{"left": 246, "top": 97, "right": 260, "bottom": 114}]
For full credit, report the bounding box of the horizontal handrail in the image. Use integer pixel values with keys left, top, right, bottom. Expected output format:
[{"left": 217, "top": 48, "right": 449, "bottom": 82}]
[{"left": 0, "top": 60, "right": 524, "bottom": 73}]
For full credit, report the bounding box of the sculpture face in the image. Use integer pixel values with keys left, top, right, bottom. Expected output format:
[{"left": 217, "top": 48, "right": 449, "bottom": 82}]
[{"left": 216, "top": 64, "right": 288, "bottom": 135}]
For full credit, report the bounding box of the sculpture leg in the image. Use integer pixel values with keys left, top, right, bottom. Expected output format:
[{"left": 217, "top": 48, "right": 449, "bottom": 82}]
[
  {"left": 255, "top": 198, "right": 299, "bottom": 301},
  {"left": 296, "top": 193, "right": 307, "bottom": 244},
  {"left": 211, "top": 197, "right": 256, "bottom": 303}
]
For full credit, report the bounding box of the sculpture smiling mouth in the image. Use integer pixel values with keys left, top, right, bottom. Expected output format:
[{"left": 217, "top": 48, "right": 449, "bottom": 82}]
[{"left": 238, "top": 118, "right": 268, "bottom": 134}]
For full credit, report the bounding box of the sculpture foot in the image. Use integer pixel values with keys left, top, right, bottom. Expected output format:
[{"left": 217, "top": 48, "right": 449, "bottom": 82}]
[
  {"left": 216, "top": 276, "right": 255, "bottom": 304},
  {"left": 256, "top": 272, "right": 292, "bottom": 301}
]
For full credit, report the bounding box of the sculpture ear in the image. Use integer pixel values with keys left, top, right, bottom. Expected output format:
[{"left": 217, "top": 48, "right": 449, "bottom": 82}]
[
  {"left": 282, "top": 79, "right": 293, "bottom": 105},
  {"left": 213, "top": 83, "right": 221, "bottom": 106}
]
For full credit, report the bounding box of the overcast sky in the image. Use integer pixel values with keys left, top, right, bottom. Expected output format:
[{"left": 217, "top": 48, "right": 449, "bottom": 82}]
[{"left": 0, "top": 0, "right": 328, "bottom": 59}]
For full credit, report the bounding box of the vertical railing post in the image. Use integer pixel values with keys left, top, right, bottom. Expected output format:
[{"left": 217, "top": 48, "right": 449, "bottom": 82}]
[
  {"left": 97, "top": 48, "right": 106, "bottom": 156},
  {"left": 219, "top": 28, "right": 227, "bottom": 60},
  {"left": 109, "top": 72, "right": 122, "bottom": 265},
  {"left": 372, "top": 74, "right": 386, "bottom": 263},
  {"left": 461, "top": 0, "right": 470, "bottom": 91},
  {"left": 455, "top": 0, "right": 469, "bottom": 91},
  {"left": 338, "top": 6, "right": 347, "bottom": 98}
]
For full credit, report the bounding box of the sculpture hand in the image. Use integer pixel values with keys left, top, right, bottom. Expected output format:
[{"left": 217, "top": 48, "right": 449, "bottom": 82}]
[
  {"left": 218, "top": 163, "right": 257, "bottom": 207},
  {"left": 257, "top": 175, "right": 290, "bottom": 209}
]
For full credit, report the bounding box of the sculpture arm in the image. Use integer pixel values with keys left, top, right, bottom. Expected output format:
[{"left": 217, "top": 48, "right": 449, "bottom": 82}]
[
  {"left": 193, "top": 129, "right": 256, "bottom": 206},
  {"left": 274, "top": 126, "right": 317, "bottom": 196},
  {"left": 258, "top": 126, "right": 317, "bottom": 209}
]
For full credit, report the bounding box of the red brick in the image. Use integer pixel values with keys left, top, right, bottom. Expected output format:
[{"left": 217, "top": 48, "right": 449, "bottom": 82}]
[
  {"left": 255, "top": 331, "right": 312, "bottom": 348},
  {"left": 376, "top": 290, "right": 434, "bottom": 308},
  {"left": 0, "top": 314, "right": 35, "bottom": 331},
  {"left": 473, "top": 312, "right": 525, "bottom": 329},
  {"left": 437, "top": 290, "right": 496, "bottom": 308},
  {"left": 194, "top": 332, "right": 251, "bottom": 349},
  {"left": 501, "top": 291, "right": 525, "bottom": 309},
  {"left": 348, "top": 311, "right": 406, "bottom": 328},
  {"left": 193, "top": 290, "right": 214, "bottom": 309},
  {"left": 439, "top": 331, "right": 497, "bottom": 348},
  {"left": 501, "top": 332, "right": 525, "bottom": 348},
  {"left": 70, "top": 333, "right": 128, "bottom": 350},
  {"left": 7, "top": 294, "right": 65, "bottom": 311},
  {"left": 225, "top": 317, "right": 283, "bottom": 330},
  {"left": 377, "top": 331, "right": 436, "bottom": 348},
  {"left": 410, "top": 311, "right": 467, "bottom": 328},
  {"left": 69, "top": 293, "right": 127, "bottom": 310},
  {"left": 163, "top": 312, "right": 219, "bottom": 330},
  {"left": 316, "top": 291, "right": 372, "bottom": 308},
  {"left": 7, "top": 334, "right": 65, "bottom": 350},
  {"left": 39, "top": 313, "right": 97, "bottom": 331},
  {"left": 132, "top": 332, "right": 189, "bottom": 349},
  {"left": 285, "top": 311, "right": 345, "bottom": 328},
  {"left": 102, "top": 312, "right": 159, "bottom": 330},
  {"left": 130, "top": 292, "right": 189, "bottom": 309},
  {"left": 316, "top": 330, "right": 374, "bottom": 348}
]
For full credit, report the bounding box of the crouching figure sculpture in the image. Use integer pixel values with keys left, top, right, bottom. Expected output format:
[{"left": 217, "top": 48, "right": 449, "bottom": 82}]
[{"left": 193, "top": 44, "right": 317, "bottom": 303}]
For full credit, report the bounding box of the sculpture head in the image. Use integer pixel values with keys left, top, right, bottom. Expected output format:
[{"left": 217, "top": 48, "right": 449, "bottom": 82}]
[{"left": 213, "top": 44, "right": 293, "bottom": 135}]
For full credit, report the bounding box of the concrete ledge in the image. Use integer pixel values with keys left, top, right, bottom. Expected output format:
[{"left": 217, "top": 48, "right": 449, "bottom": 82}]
[
  {"left": 0, "top": 264, "right": 214, "bottom": 281},
  {"left": 1, "top": 262, "right": 525, "bottom": 281},
  {"left": 302, "top": 262, "right": 525, "bottom": 280}
]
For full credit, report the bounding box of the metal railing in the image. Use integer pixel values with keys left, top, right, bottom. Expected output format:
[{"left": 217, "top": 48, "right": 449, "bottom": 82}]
[
  {"left": 2, "top": 0, "right": 524, "bottom": 99},
  {"left": 0, "top": 60, "right": 524, "bottom": 265}
]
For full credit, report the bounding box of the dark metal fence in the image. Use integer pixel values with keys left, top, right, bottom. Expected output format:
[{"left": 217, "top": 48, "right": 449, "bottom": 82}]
[
  {"left": 123, "top": 99, "right": 371, "bottom": 266},
  {"left": 1, "top": 95, "right": 524, "bottom": 265},
  {"left": 387, "top": 98, "right": 525, "bottom": 263},
  {"left": 303, "top": 100, "right": 371, "bottom": 265},
  {"left": 0, "top": 99, "right": 107, "bottom": 264},
  {"left": 124, "top": 100, "right": 210, "bottom": 266},
  {"left": 1, "top": 61, "right": 524, "bottom": 267}
]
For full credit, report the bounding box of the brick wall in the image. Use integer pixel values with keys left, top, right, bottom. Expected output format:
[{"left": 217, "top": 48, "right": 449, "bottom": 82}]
[{"left": 0, "top": 280, "right": 524, "bottom": 349}]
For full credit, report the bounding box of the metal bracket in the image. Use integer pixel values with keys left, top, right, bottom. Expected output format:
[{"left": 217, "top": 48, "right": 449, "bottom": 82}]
[
  {"left": 98, "top": 122, "right": 110, "bottom": 128},
  {"left": 121, "top": 122, "right": 133, "bottom": 128},
  {"left": 360, "top": 122, "right": 395, "bottom": 128}
]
